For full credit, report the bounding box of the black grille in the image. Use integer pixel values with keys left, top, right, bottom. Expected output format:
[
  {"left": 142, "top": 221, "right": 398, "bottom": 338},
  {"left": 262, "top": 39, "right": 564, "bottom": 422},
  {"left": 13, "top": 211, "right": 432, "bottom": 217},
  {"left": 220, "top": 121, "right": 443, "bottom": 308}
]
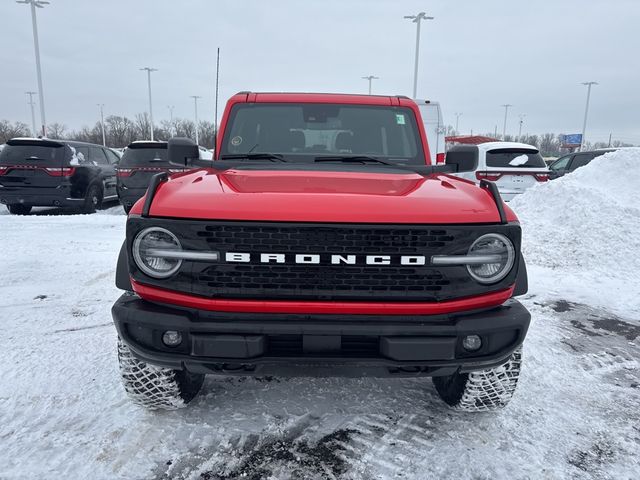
[{"left": 127, "top": 219, "right": 521, "bottom": 302}]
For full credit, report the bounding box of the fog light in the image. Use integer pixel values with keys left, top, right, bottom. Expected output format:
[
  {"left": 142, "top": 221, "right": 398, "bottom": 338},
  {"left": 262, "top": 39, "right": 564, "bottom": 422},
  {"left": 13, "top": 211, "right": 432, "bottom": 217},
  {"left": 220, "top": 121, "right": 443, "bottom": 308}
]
[
  {"left": 162, "top": 330, "right": 182, "bottom": 347},
  {"left": 462, "top": 335, "right": 482, "bottom": 351}
]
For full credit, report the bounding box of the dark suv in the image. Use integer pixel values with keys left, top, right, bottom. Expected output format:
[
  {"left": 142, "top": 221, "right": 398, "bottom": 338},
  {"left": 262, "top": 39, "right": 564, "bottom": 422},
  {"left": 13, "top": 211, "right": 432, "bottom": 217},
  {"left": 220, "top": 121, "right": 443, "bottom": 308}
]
[
  {"left": 117, "top": 141, "right": 183, "bottom": 214},
  {"left": 549, "top": 149, "right": 615, "bottom": 179},
  {"left": 116, "top": 141, "right": 213, "bottom": 213},
  {"left": 0, "top": 138, "right": 119, "bottom": 214}
]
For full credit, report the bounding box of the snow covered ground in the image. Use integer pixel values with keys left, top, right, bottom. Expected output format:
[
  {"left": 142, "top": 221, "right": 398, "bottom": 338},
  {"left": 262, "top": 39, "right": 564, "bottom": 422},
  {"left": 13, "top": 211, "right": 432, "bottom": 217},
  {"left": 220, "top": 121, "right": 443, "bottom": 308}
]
[{"left": 1, "top": 152, "right": 639, "bottom": 479}]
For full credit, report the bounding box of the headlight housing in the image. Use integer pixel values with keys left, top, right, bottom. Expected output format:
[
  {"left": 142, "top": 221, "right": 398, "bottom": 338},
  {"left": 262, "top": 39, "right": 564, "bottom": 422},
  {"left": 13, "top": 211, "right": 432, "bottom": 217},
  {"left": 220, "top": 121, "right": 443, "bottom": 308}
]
[
  {"left": 133, "top": 227, "right": 182, "bottom": 278},
  {"left": 466, "top": 233, "right": 515, "bottom": 284}
]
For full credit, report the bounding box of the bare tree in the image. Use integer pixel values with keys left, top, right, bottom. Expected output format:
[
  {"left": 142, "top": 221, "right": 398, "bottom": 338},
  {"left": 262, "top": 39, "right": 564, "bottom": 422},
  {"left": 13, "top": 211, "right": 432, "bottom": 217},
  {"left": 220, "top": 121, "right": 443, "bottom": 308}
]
[
  {"left": 47, "top": 122, "right": 67, "bottom": 139},
  {"left": 0, "top": 120, "right": 31, "bottom": 143}
]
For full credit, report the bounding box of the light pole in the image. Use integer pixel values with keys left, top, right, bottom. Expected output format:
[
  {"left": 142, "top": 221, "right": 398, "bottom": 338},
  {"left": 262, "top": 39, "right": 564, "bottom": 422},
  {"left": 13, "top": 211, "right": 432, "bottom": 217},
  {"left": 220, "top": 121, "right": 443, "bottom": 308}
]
[
  {"left": 190, "top": 96, "right": 201, "bottom": 145},
  {"left": 17, "top": 0, "right": 49, "bottom": 137},
  {"left": 167, "top": 105, "right": 175, "bottom": 136},
  {"left": 404, "top": 12, "right": 434, "bottom": 99},
  {"left": 140, "top": 67, "right": 157, "bottom": 140},
  {"left": 25, "top": 91, "right": 37, "bottom": 137},
  {"left": 580, "top": 81, "right": 598, "bottom": 151},
  {"left": 518, "top": 114, "right": 526, "bottom": 139},
  {"left": 501, "top": 104, "right": 512, "bottom": 139},
  {"left": 454, "top": 112, "right": 462, "bottom": 134},
  {"left": 97, "top": 104, "right": 106, "bottom": 146},
  {"left": 361, "top": 75, "right": 379, "bottom": 95}
]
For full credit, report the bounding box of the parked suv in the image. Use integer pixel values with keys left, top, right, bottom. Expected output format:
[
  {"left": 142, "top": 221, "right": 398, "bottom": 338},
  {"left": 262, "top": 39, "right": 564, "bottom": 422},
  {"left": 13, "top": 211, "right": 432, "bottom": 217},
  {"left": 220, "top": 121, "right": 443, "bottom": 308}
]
[
  {"left": 453, "top": 142, "right": 550, "bottom": 201},
  {"left": 117, "top": 141, "right": 213, "bottom": 213},
  {"left": 548, "top": 148, "right": 616, "bottom": 179},
  {"left": 112, "top": 92, "right": 530, "bottom": 412},
  {"left": 0, "top": 137, "right": 118, "bottom": 214}
]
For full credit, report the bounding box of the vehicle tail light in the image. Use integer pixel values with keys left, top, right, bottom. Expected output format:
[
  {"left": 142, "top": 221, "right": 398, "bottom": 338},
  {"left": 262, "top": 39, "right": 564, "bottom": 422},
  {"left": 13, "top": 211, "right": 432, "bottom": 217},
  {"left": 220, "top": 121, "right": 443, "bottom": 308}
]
[
  {"left": 435, "top": 153, "right": 446, "bottom": 165},
  {"left": 117, "top": 168, "right": 133, "bottom": 177},
  {"left": 0, "top": 166, "right": 9, "bottom": 175},
  {"left": 45, "top": 167, "right": 76, "bottom": 177},
  {"left": 534, "top": 173, "right": 549, "bottom": 182},
  {"left": 476, "top": 171, "right": 503, "bottom": 182}
]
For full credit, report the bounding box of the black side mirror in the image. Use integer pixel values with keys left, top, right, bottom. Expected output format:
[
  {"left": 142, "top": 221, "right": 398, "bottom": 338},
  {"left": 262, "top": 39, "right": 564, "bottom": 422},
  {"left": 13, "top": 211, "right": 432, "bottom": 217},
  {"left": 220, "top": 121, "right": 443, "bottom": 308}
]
[
  {"left": 445, "top": 145, "right": 479, "bottom": 173},
  {"left": 168, "top": 137, "right": 200, "bottom": 167}
]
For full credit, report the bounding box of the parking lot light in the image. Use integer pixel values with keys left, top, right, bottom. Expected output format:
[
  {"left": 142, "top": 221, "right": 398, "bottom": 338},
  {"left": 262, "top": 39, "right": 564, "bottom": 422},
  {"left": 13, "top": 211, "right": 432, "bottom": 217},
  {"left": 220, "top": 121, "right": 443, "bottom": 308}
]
[
  {"left": 580, "top": 82, "right": 598, "bottom": 151},
  {"left": 404, "top": 12, "right": 434, "bottom": 99},
  {"left": 16, "top": 0, "right": 49, "bottom": 137},
  {"left": 140, "top": 67, "right": 158, "bottom": 140}
]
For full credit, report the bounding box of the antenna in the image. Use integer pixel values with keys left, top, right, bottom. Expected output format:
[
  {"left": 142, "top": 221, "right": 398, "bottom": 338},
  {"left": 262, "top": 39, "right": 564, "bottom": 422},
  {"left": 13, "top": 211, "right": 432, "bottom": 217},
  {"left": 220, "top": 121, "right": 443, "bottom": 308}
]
[{"left": 214, "top": 47, "right": 220, "bottom": 157}]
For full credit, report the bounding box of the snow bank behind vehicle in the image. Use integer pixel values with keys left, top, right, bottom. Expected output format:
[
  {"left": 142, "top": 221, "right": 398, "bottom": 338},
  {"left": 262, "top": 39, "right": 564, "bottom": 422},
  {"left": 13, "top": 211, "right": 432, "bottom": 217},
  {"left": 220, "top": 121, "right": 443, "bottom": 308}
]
[{"left": 509, "top": 148, "right": 640, "bottom": 312}]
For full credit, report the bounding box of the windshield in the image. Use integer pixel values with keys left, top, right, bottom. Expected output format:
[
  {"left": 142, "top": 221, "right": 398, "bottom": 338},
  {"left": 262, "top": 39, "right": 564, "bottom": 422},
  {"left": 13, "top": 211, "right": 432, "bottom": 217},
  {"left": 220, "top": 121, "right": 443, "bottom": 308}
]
[
  {"left": 0, "top": 142, "right": 67, "bottom": 166},
  {"left": 485, "top": 148, "right": 547, "bottom": 168},
  {"left": 120, "top": 144, "right": 168, "bottom": 166},
  {"left": 221, "top": 103, "right": 425, "bottom": 164}
]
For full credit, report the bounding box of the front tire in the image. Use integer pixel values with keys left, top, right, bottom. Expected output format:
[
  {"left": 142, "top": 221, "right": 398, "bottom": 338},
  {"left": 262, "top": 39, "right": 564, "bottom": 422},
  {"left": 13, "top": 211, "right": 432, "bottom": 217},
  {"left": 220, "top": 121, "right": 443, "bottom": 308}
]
[
  {"left": 433, "top": 346, "right": 522, "bottom": 412},
  {"left": 7, "top": 204, "right": 32, "bottom": 215},
  {"left": 117, "top": 338, "right": 205, "bottom": 410},
  {"left": 82, "top": 184, "right": 103, "bottom": 214}
]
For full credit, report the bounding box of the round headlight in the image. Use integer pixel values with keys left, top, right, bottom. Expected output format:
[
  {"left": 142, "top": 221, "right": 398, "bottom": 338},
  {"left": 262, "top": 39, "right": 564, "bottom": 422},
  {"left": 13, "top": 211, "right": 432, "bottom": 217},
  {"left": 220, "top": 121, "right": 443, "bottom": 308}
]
[
  {"left": 133, "top": 227, "right": 182, "bottom": 278},
  {"left": 466, "top": 233, "right": 515, "bottom": 284}
]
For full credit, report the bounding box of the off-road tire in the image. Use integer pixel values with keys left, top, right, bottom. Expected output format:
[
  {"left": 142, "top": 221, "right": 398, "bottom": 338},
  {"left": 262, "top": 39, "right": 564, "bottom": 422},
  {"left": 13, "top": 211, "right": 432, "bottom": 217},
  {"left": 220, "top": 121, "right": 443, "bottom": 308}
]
[
  {"left": 433, "top": 346, "right": 522, "bottom": 412},
  {"left": 82, "top": 184, "right": 103, "bottom": 214},
  {"left": 117, "top": 338, "right": 205, "bottom": 410}
]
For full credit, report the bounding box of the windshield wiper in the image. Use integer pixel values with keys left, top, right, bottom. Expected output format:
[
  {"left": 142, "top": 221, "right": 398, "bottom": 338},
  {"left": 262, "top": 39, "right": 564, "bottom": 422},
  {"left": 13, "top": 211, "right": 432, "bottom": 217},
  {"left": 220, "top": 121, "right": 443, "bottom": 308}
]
[
  {"left": 219, "top": 153, "right": 287, "bottom": 162},
  {"left": 314, "top": 155, "right": 393, "bottom": 165}
]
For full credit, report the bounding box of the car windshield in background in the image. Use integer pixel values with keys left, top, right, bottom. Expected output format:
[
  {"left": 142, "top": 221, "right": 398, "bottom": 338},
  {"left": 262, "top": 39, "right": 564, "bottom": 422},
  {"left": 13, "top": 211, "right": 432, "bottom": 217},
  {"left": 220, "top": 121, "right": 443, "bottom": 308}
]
[
  {"left": 0, "top": 142, "right": 66, "bottom": 166},
  {"left": 221, "top": 103, "right": 425, "bottom": 164},
  {"left": 120, "top": 145, "right": 168, "bottom": 166},
  {"left": 486, "top": 149, "right": 547, "bottom": 168}
]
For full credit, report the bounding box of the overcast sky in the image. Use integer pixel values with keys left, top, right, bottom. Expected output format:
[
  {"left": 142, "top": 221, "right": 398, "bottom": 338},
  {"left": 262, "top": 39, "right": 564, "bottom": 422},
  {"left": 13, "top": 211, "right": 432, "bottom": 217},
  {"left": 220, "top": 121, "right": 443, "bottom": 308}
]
[{"left": 1, "top": 0, "right": 639, "bottom": 144}]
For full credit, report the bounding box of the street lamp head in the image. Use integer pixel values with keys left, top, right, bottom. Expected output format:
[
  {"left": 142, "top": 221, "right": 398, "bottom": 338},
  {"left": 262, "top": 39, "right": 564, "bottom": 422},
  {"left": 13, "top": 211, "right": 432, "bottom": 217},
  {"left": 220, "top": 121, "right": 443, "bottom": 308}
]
[
  {"left": 16, "top": 0, "right": 50, "bottom": 6},
  {"left": 581, "top": 81, "right": 598, "bottom": 86}
]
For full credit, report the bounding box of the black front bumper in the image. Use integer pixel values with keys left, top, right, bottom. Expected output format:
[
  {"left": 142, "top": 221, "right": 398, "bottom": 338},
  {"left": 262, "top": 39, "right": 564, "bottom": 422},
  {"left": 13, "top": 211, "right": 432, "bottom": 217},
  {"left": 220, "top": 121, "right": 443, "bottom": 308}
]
[{"left": 112, "top": 293, "right": 531, "bottom": 378}]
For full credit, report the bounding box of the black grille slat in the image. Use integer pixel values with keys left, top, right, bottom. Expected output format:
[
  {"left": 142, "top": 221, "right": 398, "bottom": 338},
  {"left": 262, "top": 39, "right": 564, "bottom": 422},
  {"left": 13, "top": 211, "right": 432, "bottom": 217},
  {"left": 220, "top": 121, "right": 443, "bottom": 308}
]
[{"left": 268, "top": 335, "right": 379, "bottom": 357}]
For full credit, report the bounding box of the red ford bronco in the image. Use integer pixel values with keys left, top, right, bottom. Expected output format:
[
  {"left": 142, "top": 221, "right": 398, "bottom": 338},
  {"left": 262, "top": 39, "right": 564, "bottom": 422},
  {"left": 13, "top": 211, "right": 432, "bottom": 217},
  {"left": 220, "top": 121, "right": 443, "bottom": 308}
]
[{"left": 112, "top": 92, "right": 530, "bottom": 412}]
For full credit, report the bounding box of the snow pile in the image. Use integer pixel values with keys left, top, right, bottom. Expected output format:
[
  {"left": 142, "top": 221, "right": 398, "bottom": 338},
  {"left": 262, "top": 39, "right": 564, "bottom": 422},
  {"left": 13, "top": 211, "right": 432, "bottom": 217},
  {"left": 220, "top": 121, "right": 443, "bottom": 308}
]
[{"left": 510, "top": 148, "right": 640, "bottom": 309}]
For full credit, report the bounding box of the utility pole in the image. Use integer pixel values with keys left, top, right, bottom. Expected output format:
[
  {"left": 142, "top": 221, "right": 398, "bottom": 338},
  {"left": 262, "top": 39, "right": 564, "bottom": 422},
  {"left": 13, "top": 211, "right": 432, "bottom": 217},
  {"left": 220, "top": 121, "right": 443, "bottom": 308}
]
[
  {"left": 190, "top": 95, "right": 202, "bottom": 145},
  {"left": 404, "top": 12, "right": 434, "bottom": 98},
  {"left": 17, "top": 0, "right": 49, "bottom": 137},
  {"left": 167, "top": 105, "right": 175, "bottom": 136},
  {"left": 25, "top": 91, "right": 37, "bottom": 137},
  {"left": 140, "top": 67, "right": 157, "bottom": 140},
  {"left": 97, "top": 104, "right": 106, "bottom": 146},
  {"left": 501, "top": 104, "right": 512, "bottom": 139},
  {"left": 608, "top": 133, "right": 612, "bottom": 148},
  {"left": 518, "top": 114, "right": 526, "bottom": 139},
  {"left": 361, "top": 75, "right": 379, "bottom": 95},
  {"left": 580, "top": 81, "right": 598, "bottom": 151},
  {"left": 454, "top": 112, "right": 462, "bottom": 134}
]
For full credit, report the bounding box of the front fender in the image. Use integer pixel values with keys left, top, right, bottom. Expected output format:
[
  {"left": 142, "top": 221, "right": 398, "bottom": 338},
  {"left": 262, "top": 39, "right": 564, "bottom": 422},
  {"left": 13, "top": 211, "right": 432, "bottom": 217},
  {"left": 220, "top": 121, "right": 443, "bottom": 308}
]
[{"left": 115, "top": 240, "right": 133, "bottom": 291}]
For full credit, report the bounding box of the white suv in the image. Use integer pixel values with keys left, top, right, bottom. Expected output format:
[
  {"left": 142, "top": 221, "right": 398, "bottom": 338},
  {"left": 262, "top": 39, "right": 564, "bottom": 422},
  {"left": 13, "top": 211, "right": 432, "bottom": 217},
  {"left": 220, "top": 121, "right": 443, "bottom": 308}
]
[{"left": 452, "top": 142, "right": 550, "bottom": 201}]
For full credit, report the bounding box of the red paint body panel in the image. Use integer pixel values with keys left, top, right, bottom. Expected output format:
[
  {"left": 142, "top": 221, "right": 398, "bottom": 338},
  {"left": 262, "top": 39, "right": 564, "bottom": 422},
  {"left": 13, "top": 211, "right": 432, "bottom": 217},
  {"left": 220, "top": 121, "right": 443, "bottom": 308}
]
[
  {"left": 130, "top": 169, "right": 517, "bottom": 224},
  {"left": 132, "top": 279, "right": 515, "bottom": 315}
]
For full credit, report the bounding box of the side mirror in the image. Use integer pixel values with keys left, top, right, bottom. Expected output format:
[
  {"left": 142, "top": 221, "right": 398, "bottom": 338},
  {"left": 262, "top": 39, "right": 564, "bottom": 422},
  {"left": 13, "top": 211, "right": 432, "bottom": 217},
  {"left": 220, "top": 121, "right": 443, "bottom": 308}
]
[
  {"left": 445, "top": 145, "right": 479, "bottom": 173},
  {"left": 168, "top": 137, "right": 200, "bottom": 167}
]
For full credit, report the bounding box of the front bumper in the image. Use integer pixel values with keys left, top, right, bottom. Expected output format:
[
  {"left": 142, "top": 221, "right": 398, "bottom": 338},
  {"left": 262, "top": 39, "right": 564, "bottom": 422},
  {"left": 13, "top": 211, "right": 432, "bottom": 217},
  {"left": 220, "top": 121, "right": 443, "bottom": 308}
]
[{"left": 112, "top": 293, "right": 531, "bottom": 378}]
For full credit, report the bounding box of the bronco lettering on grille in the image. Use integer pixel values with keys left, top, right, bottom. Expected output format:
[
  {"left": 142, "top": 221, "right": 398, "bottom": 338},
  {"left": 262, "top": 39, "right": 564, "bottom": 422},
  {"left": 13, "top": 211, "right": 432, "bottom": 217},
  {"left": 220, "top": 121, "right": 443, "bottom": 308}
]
[{"left": 224, "top": 252, "right": 427, "bottom": 265}]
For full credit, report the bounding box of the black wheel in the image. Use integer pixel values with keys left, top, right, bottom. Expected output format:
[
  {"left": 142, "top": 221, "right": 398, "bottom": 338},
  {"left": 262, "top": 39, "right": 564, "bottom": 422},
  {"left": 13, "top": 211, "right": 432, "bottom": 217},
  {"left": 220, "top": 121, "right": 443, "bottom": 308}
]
[
  {"left": 433, "top": 346, "right": 522, "bottom": 412},
  {"left": 117, "top": 338, "right": 205, "bottom": 410},
  {"left": 7, "top": 204, "right": 32, "bottom": 215},
  {"left": 122, "top": 204, "right": 132, "bottom": 214},
  {"left": 82, "top": 184, "right": 103, "bottom": 214}
]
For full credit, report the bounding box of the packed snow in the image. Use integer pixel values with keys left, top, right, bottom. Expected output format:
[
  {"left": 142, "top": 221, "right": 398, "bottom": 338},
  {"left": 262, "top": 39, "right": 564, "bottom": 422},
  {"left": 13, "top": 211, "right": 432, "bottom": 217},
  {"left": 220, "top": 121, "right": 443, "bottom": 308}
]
[{"left": 1, "top": 152, "right": 639, "bottom": 479}]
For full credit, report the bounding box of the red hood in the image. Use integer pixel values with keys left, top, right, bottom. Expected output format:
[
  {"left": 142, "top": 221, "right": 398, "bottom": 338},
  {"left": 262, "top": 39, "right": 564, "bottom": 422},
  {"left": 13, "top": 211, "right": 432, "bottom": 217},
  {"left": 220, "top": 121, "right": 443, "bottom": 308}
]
[{"left": 132, "top": 168, "right": 517, "bottom": 224}]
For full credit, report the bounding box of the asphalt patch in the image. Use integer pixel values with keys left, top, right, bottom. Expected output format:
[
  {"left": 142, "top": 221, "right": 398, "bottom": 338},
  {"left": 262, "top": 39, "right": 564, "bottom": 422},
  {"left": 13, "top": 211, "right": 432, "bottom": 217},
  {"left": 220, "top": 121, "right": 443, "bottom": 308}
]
[{"left": 201, "top": 428, "right": 359, "bottom": 480}]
